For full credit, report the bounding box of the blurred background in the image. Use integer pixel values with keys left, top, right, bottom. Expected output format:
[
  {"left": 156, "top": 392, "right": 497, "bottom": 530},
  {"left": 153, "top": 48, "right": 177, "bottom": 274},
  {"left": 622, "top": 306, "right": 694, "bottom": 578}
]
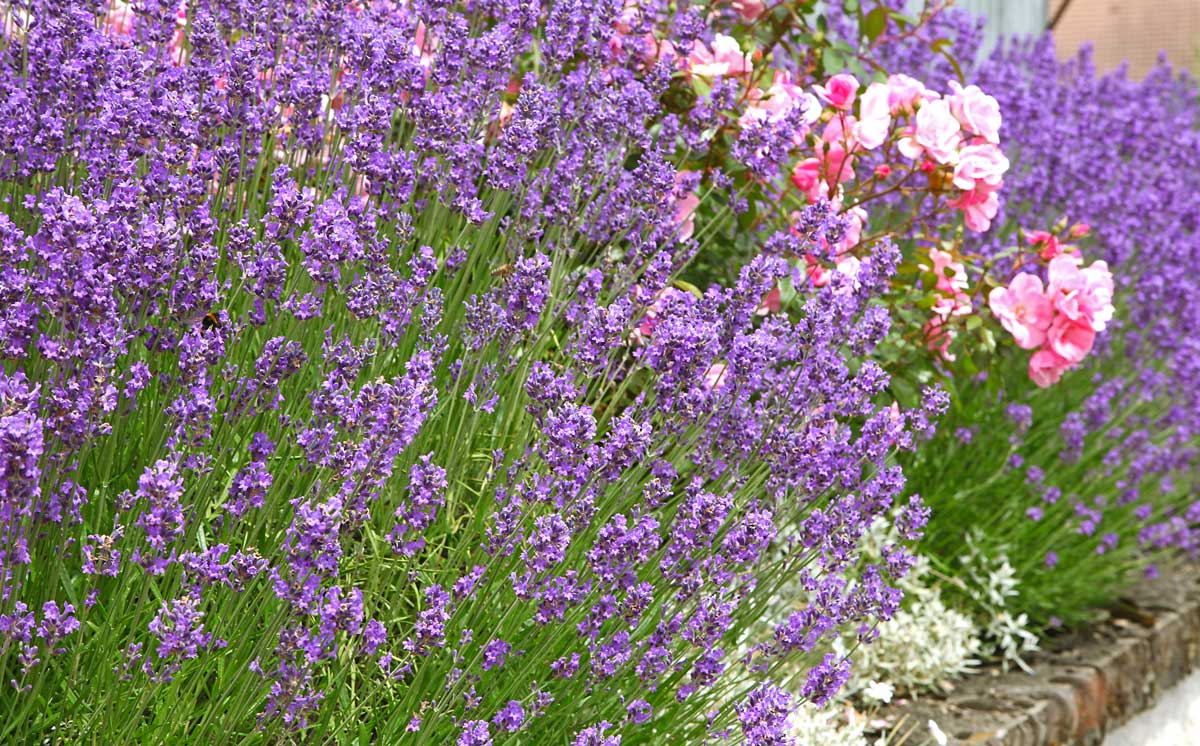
[{"left": 957, "top": 0, "right": 1200, "bottom": 78}]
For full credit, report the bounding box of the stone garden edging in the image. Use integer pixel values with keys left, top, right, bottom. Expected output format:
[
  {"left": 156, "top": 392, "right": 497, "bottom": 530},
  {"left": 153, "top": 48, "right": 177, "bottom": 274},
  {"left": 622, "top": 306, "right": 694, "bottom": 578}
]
[{"left": 887, "top": 569, "right": 1200, "bottom": 746}]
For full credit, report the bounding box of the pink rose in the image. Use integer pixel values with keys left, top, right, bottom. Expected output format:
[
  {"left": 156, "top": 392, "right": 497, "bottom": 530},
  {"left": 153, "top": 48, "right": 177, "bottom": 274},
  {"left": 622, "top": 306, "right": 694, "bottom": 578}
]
[
  {"left": 946, "top": 81, "right": 1002, "bottom": 144},
  {"left": 922, "top": 248, "right": 972, "bottom": 319},
  {"left": 948, "top": 181, "right": 1001, "bottom": 232},
  {"left": 672, "top": 171, "right": 700, "bottom": 242},
  {"left": 1026, "top": 230, "right": 1062, "bottom": 259},
  {"left": 731, "top": 0, "right": 767, "bottom": 21},
  {"left": 794, "top": 142, "right": 855, "bottom": 200},
  {"left": 820, "top": 143, "right": 856, "bottom": 189},
  {"left": 852, "top": 82, "right": 892, "bottom": 150},
  {"left": 1046, "top": 316, "right": 1095, "bottom": 364},
  {"left": 1047, "top": 254, "right": 1115, "bottom": 331},
  {"left": 899, "top": 99, "right": 961, "bottom": 164},
  {"left": 805, "top": 252, "right": 862, "bottom": 294},
  {"left": 814, "top": 73, "right": 859, "bottom": 111},
  {"left": 924, "top": 248, "right": 969, "bottom": 295},
  {"left": 741, "top": 71, "right": 819, "bottom": 131},
  {"left": 687, "top": 34, "right": 752, "bottom": 78},
  {"left": 843, "top": 206, "right": 866, "bottom": 249},
  {"left": 805, "top": 253, "right": 831, "bottom": 288},
  {"left": 1029, "top": 348, "right": 1072, "bottom": 388},
  {"left": 673, "top": 192, "right": 700, "bottom": 242},
  {"left": 637, "top": 33, "right": 678, "bottom": 67},
  {"left": 831, "top": 254, "right": 862, "bottom": 295},
  {"left": 1079, "top": 260, "right": 1115, "bottom": 331},
  {"left": 790, "top": 158, "right": 825, "bottom": 201},
  {"left": 885, "top": 74, "right": 939, "bottom": 114},
  {"left": 988, "top": 273, "right": 1053, "bottom": 350},
  {"left": 821, "top": 115, "right": 853, "bottom": 146},
  {"left": 952, "top": 142, "right": 1009, "bottom": 191},
  {"left": 756, "top": 286, "right": 781, "bottom": 316}
]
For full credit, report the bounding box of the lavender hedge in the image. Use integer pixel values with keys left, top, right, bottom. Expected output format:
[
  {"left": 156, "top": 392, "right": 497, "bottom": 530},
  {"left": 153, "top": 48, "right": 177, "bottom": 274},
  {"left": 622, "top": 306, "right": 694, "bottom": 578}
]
[{"left": 0, "top": 0, "right": 1197, "bottom": 743}]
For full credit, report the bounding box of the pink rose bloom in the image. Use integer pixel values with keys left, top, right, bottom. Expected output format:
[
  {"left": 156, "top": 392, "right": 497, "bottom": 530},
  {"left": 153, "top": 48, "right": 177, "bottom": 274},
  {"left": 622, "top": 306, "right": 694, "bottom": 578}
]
[
  {"left": 898, "top": 99, "right": 961, "bottom": 164},
  {"left": 948, "top": 181, "right": 1001, "bottom": 232},
  {"left": 946, "top": 81, "right": 1002, "bottom": 144},
  {"left": 896, "top": 125, "right": 919, "bottom": 159},
  {"left": 952, "top": 142, "right": 1009, "bottom": 191},
  {"left": 1029, "top": 348, "right": 1072, "bottom": 388},
  {"left": 672, "top": 170, "right": 700, "bottom": 242},
  {"left": 741, "top": 71, "right": 819, "bottom": 131},
  {"left": 988, "top": 273, "right": 1053, "bottom": 349},
  {"left": 922, "top": 248, "right": 972, "bottom": 319},
  {"left": 1046, "top": 253, "right": 1083, "bottom": 295},
  {"left": 673, "top": 192, "right": 700, "bottom": 241},
  {"left": 924, "top": 248, "right": 969, "bottom": 295},
  {"left": 412, "top": 20, "right": 439, "bottom": 69},
  {"left": 805, "top": 254, "right": 831, "bottom": 288},
  {"left": 687, "top": 34, "right": 752, "bottom": 78},
  {"left": 1079, "top": 260, "right": 1115, "bottom": 331},
  {"left": 790, "top": 158, "right": 825, "bottom": 201},
  {"left": 637, "top": 33, "right": 678, "bottom": 68},
  {"left": 821, "top": 143, "right": 856, "bottom": 186},
  {"left": 756, "top": 286, "right": 781, "bottom": 316},
  {"left": 1047, "top": 315, "right": 1096, "bottom": 364},
  {"left": 821, "top": 114, "right": 855, "bottom": 146},
  {"left": 831, "top": 254, "right": 862, "bottom": 295},
  {"left": 843, "top": 206, "right": 866, "bottom": 249},
  {"left": 1047, "top": 254, "right": 1115, "bottom": 331},
  {"left": 885, "top": 74, "right": 939, "bottom": 114},
  {"left": 852, "top": 82, "right": 892, "bottom": 150},
  {"left": 814, "top": 73, "right": 859, "bottom": 111},
  {"left": 1026, "top": 230, "right": 1062, "bottom": 259},
  {"left": 731, "top": 0, "right": 767, "bottom": 21}
]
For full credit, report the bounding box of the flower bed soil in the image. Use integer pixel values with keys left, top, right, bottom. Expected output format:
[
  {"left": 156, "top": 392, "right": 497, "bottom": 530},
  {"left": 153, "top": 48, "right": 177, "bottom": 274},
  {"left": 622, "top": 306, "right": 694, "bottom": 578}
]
[{"left": 887, "top": 569, "right": 1200, "bottom": 745}]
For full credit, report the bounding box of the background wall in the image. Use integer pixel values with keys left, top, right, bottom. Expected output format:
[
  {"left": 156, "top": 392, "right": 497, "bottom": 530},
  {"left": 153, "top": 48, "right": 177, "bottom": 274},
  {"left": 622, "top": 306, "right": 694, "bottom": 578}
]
[
  {"left": 1048, "top": 0, "right": 1200, "bottom": 78},
  {"left": 954, "top": 0, "right": 1047, "bottom": 56}
]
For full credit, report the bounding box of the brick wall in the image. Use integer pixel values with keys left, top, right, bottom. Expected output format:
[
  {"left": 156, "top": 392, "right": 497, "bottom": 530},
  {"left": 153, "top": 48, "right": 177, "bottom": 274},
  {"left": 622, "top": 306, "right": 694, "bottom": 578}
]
[{"left": 1049, "top": 0, "right": 1200, "bottom": 78}]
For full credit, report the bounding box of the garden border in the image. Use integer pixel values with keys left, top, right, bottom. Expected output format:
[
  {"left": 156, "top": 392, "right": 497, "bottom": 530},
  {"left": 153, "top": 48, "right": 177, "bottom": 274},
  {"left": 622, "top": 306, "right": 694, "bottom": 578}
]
[{"left": 887, "top": 569, "right": 1200, "bottom": 745}]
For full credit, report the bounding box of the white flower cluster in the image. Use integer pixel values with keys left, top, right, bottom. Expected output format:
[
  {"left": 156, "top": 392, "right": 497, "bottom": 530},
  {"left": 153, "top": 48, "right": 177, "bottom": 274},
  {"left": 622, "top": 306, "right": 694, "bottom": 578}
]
[
  {"left": 961, "top": 532, "right": 1040, "bottom": 672},
  {"left": 841, "top": 519, "right": 981, "bottom": 693},
  {"left": 843, "top": 553, "right": 981, "bottom": 692},
  {"left": 788, "top": 703, "right": 871, "bottom": 746}
]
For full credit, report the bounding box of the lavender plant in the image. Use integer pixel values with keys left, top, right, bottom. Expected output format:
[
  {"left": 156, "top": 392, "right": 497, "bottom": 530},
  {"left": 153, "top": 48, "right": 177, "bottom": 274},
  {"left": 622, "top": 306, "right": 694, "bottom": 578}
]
[{"left": 0, "top": 1, "right": 945, "bottom": 742}]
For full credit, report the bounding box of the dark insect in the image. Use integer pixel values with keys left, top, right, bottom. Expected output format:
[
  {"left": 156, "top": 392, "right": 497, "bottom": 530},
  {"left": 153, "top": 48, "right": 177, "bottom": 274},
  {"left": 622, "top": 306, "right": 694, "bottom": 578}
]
[{"left": 179, "top": 310, "right": 223, "bottom": 330}]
